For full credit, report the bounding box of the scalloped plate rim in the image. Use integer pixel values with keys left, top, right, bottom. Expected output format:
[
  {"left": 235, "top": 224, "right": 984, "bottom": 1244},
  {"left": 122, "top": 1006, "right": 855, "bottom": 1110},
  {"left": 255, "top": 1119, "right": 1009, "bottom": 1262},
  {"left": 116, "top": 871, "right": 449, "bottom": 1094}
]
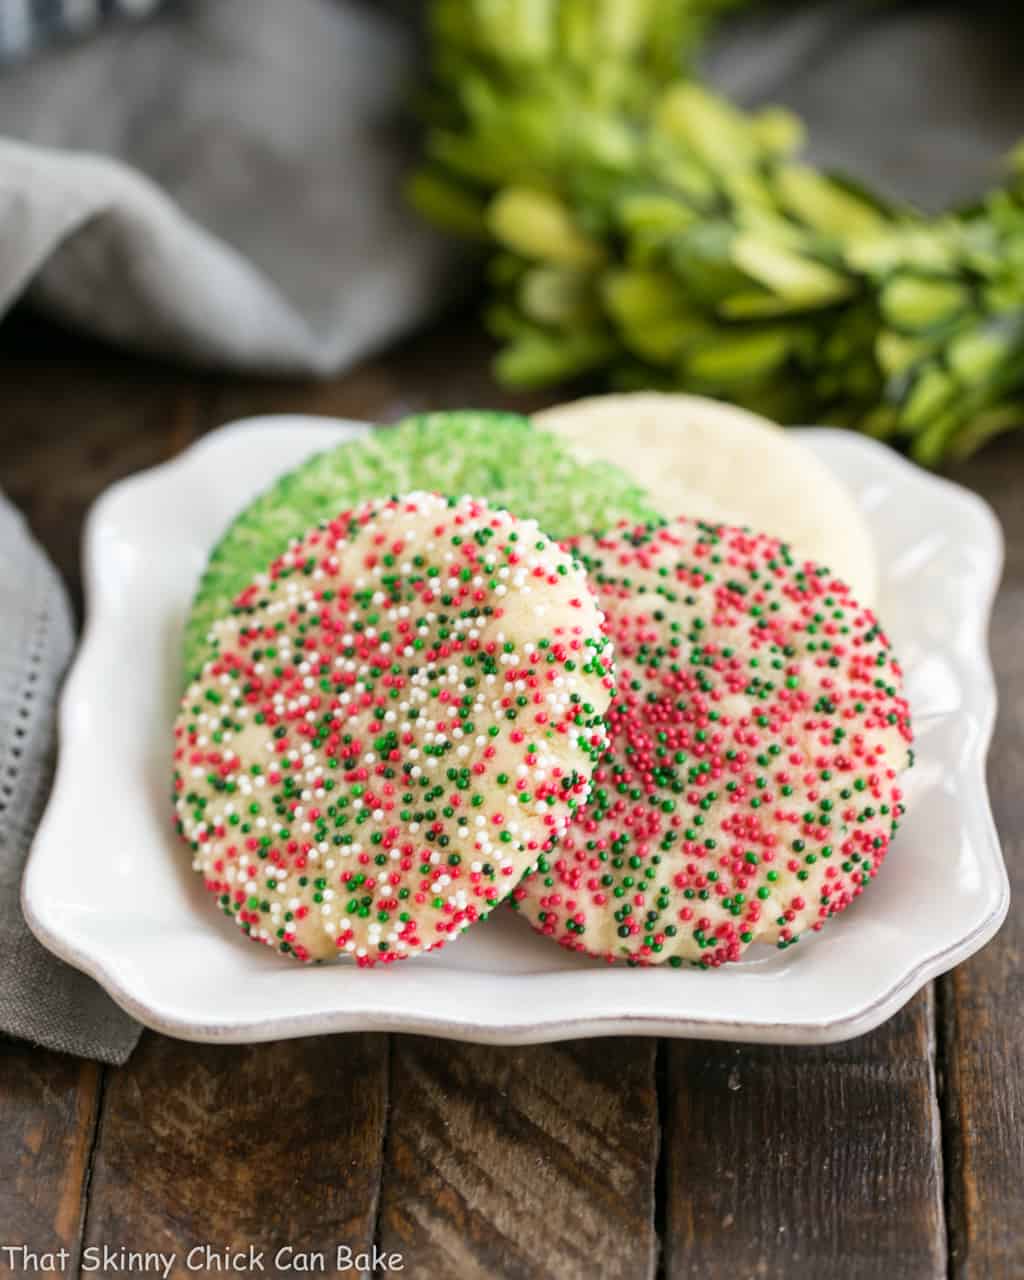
[{"left": 21, "top": 416, "right": 1009, "bottom": 1046}]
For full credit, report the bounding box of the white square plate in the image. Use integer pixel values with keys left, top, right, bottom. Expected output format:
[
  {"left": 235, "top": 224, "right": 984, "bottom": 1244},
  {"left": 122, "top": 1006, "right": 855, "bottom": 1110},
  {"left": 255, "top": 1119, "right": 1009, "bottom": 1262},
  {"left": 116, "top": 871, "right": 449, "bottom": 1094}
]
[{"left": 23, "top": 417, "right": 1009, "bottom": 1045}]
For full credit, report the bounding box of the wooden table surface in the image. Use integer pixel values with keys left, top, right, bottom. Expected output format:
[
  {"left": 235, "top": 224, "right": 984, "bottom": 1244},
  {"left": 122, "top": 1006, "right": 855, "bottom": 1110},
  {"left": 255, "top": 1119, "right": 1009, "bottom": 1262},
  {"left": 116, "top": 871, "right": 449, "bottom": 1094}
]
[{"left": 1, "top": 308, "right": 1021, "bottom": 1280}]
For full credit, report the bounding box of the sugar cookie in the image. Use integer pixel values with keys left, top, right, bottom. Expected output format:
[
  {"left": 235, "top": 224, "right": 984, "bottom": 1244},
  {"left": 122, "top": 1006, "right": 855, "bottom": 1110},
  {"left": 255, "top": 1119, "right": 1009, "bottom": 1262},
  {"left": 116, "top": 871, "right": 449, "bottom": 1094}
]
[
  {"left": 513, "top": 516, "right": 911, "bottom": 966},
  {"left": 174, "top": 493, "right": 614, "bottom": 964},
  {"left": 185, "top": 410, "right": 657, "bottom": 683},
  {"left": 535, "top": 392, "right": 878, "bottom": 604}
]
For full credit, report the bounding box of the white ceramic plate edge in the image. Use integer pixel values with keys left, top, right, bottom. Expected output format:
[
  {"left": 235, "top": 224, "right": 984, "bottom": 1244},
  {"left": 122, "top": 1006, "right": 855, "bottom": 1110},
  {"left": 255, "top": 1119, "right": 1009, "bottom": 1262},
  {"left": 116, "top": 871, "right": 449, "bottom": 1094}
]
[{"left": 21, "top": 418, "right": 1010, "bottom": 1045}]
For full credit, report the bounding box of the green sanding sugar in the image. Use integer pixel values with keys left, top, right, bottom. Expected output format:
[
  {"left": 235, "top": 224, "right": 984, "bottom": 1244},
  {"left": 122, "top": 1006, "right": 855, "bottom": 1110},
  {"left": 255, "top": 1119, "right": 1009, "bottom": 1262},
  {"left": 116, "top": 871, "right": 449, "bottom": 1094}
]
[{"left": 182, "top": 409, "right": 658, "bottom": 682}]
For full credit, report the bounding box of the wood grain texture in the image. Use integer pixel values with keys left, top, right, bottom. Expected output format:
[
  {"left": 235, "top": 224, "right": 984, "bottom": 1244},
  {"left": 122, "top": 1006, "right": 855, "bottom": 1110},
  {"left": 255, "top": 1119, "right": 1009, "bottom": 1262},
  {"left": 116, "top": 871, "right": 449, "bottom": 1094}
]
[
  {"left": 4, "top": 306, "right": 1023, "bottom": 1277},
  {"left": 0, "top": 315, "right": 209, "bottom": 611},
  {"left": 0, "top": 318, "right": 196, "bottom": 1280},
  {"left": 81, "top": 1032, "right": 389, "bottom": 1275},
  {"left": 663, "top": 989, "right": 946, "bottom": 1279},
  {"left": 0, "top": 1039, "right": 101, "bottom": 1277},
  {"left": 1, "top": 314, "right": 400, "bottom": 1280},
  {"left": 938, "top": 432, "right": 1024, "bottom": 1280},
  {"left": 207, "top": 319, "right": 546, "bottom": 430},
  {"left": 377, "top": 1036, "right": 659, "bottom": 1280}
]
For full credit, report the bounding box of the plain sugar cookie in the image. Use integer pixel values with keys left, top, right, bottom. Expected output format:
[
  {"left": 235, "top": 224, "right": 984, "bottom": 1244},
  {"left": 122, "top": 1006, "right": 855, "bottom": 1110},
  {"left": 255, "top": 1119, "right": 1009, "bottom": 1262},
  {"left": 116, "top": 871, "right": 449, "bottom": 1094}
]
[
  {"left": 512, "top": 516, "right": 912, "bottom": 967},
  {"left": 534, "top": 392, "right": 879, "bottom": 605},
  {"left": 174, "top": 492, "right": 614, "bottom": 965}
]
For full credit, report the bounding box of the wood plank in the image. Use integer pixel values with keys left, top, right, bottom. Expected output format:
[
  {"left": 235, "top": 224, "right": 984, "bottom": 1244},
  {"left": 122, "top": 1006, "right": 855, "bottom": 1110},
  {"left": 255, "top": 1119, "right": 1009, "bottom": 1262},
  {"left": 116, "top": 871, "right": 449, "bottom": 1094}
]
[
  {"left": 663, "top": 988, "right": 945, "bottom": 1278},
  {"left": 0, "top": 321, "right": 400, "bottom": 1277},
  {"left": 0, "top": 322, "right": 209, "bottom": 610},
  {"left": 376, "top": 1036, "right": 659, "bottom": 1280},
  {"left": 9, "top": 303, "right": 1020, "bottom": 1276},
  {"left": 80, "top": 1032, "right": 389, "bottom": 1275},
  {"left": 201, "top": 322, "right": 614, "bottom": 1280},
  {"left": 938, "top": 433, "right": 1024, "bottom": 1278},
  {"left": 0, "top": 317, "right": 202, "bottom": 1280},
  {"left": 0, "top": 1040, "right": 102, "bottom": 1277}
]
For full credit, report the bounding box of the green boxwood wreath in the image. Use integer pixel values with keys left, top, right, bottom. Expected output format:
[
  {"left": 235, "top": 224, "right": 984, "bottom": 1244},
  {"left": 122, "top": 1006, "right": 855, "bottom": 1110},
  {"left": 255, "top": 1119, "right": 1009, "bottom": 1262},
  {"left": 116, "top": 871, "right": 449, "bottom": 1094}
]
[{"left": 411, "top": 0, "right": 1024, "bottom": 463}]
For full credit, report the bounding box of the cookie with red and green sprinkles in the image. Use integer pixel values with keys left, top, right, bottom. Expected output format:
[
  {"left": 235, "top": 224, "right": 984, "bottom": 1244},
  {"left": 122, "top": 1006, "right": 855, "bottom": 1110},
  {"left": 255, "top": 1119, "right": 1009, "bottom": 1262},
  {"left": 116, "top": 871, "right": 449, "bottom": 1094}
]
[
  {"left": 183, "top": 410, "right": 658, "bottom": 685},
  {"left": 512, "top": 517, "right": 913, "bottom": 967},
  {"left": 173, "top": 492, "right": 614, "bottom": 965}
]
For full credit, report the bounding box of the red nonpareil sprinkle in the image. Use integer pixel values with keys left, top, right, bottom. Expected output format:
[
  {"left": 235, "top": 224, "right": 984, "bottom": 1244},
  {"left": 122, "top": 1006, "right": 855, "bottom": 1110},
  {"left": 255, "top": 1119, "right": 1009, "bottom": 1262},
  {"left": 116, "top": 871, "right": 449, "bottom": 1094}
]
[
  {"left": 512, "top": 516, "right": 913, "bottom": 969},
  {"left": 172, "top": 492, "right": 614, "bottom": 967}
]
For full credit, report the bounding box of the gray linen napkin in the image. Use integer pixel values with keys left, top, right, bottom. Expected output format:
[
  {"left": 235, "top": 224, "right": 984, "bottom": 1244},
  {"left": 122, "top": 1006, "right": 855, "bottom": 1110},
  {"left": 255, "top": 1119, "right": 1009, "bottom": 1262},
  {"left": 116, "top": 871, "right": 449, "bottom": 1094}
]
[
  {"left": 0, "top": 0, "right": 453, "bottom": 374},
  {"left": 0, "top": 492, "right": 140, "bottom": 1064},
  {"left": 0, "top": 0, "right": 166, "bottom": 64}
]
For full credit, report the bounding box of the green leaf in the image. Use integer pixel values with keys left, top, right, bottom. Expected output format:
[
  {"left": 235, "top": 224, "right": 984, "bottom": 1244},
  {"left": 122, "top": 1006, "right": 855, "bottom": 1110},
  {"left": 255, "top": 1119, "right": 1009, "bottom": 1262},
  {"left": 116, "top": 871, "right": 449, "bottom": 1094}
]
[
  {"left": 749, "top": 106, "right": 804, "bottom": 156},
  {"left": 616, "top": 192, "right": 697, "bottom": 237},
  {"left": 898, "top": 364, "right": 957, "bottom": 429},
  {"left": 683, "top": 328, "right": 797, "bottom": 383},
  {"left": 602, "top": 269, "right": 710, "bottom": 361},
  {"left": 718, "top": 290, "right": 812, "bottom": 319},
  {"left": 731, "top": 234, "right": 857, "bottom": 306},
  {"left": 519, "top": 266, "right": 598, "bottom": 326},
  {"left": 880, "top": 275, "right": 970, "bottom": 333},
  {"left": 846, "top": 226, "right": 957, "bottom": 275},
  {"left": 948, "top": 328, "right": 1011, "bottom": 385},
  {"left": 602, "top": 268, "right": 684, "bottom": 321},
  {"left": 776, "top": 165, "right": 887, "bottom": 238},
  {"left": 465, "top": 0, "right": 558, "bottom": 64},
  {"left": 949, "top": 403, "right": 1024, "bottom": 459},
  {"left": 668, "top": 221, "right": 751, "bottom": 304},
  {"left": 493, "top": 327, "right": 615, "bottom": 386},
  {"left": 407, "top": 171, "right": 489, "bottom": 239},
  {"left": 911, "top": 408, "right": 964, "bottom": 465},
  {"left": 860, "top": 406, "right": 901, "bottom": 439},
  {"left": 654, "top": 83, "right": 761, "bottom": 171},
  {"left": 487, "top": 188, "right": 606, "bottom": 266},
  {"left": 875, "top": 330, "right": 932, "bottom": 379}
]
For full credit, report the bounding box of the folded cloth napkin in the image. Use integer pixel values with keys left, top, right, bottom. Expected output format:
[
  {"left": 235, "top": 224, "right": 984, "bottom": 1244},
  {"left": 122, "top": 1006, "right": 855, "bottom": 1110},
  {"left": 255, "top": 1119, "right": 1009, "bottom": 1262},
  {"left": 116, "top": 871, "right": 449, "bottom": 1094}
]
[
  {"left": 0, "top": 0, "right": 454, "bottom": 374},
  {"left": 0, "top": 492, "right": 141, "bottom": 1064},
  {"left": 0, "top": 0, "right": 166, "bottom": 64}
]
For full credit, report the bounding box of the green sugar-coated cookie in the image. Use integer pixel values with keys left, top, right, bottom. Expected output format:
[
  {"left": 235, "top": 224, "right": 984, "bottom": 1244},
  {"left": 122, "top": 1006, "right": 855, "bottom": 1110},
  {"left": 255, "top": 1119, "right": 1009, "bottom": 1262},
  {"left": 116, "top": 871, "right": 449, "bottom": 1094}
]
[{"left": 183, "top": 410, "right": 657, "bottom": 683}]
